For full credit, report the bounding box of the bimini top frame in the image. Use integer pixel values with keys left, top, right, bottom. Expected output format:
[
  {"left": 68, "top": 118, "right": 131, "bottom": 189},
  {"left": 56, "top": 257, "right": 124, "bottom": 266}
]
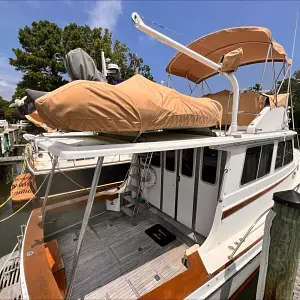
[{"left": 131, "top": 12, "right": 240, "bottom": 135}]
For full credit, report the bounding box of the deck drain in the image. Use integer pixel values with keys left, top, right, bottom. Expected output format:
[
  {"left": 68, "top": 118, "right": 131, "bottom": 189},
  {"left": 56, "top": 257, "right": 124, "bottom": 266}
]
[
  {"left": 137, "top": 247, "right": 143, "bottom": 252},
  {"left": 73, "top": 237, "right": 78, "bottom": 241},
  {"left": 154, "top": 275, "right": 161, "bottom": 281},
  {"left": 0, "top": 255, "right": 20, "bottom": 290}
]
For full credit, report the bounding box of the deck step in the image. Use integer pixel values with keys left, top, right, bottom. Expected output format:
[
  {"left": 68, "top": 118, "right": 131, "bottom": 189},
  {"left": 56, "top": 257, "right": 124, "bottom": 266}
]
[
  {"left": 132, "top": 163, "right": 148, "bottom": 169},
  {"left": 123, "top": 194, "right": 135, "bottom": 204},
  {"left": 126, "top": 184, "right": 139, "bottom": 193},
  {"left": 121, "top": 206, "right": 134, "bottom": 217}
]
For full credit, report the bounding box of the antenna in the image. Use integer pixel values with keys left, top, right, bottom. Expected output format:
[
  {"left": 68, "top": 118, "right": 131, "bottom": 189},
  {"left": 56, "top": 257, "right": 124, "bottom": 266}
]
[
  {"left": 287, "top": 12, "right": 298, "bottom": 146},
  {"left": 101, "top": 51, "right": 107, "bottom": 77}
]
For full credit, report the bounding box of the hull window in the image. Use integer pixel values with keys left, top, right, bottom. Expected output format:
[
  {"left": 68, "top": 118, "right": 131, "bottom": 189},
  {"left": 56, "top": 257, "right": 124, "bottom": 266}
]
[
  {"left": 151, "top": 152, "right": 161, "bottom": 167},
  {"left": 276, "top": 139, "right": 293, "bottom": 170},
  {"left": 166, "top": 150, "right": 176, "bottom": 172},
  {"left": 284, "top": 140, "right": 293, "bottom": 165},
  {"left": 241, "top": 146, "right": 261, "bottom": 185},
  {"left": 181, "top": 148, "right": 194, "bottom": 177},
  {"left": 202, "top": 147, "right": 219, "bottom": 184},
  {"left": 258, "top": 144, "right": 274, "bottom": 178},
  {"left": 275, "top": 141, "right": 285, "bottom": 169}
]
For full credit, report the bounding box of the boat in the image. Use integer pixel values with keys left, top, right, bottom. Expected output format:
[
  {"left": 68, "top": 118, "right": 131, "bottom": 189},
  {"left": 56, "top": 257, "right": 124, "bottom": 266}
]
[
  {"left": 24, "top": 132, "right": 131, "bottom": 197},
  {"left": 8, "top": 12, "right": 300, "bottom": 300},
  {"left": 19, "top": 49, "right": 132, "bottom": 197}
]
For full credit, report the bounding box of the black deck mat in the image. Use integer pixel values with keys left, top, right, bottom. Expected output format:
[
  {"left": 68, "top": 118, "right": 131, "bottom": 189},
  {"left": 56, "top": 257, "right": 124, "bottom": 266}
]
[{"left": 145, "top": 224, "right": 176, "bottom": 247}]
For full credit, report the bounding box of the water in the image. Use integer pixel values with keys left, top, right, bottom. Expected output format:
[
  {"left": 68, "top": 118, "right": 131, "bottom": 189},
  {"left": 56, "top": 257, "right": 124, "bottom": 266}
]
[{"left": 0, "top": 178, "right": 39, "bottom": 257}]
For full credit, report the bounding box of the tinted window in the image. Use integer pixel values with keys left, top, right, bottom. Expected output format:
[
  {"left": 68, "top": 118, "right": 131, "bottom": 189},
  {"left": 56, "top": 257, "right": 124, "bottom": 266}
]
[
  {"left": 165, "top": 150, "right": 176, "bottom": 172},
  {"left": 181, "top": 148, "right": 194, "bottom": 177},
  {"left": 284, "top": 140, "right": 293, "bottom": 165},
  {"left": 151, "top": 152, "right": 161, "bottom": 167},
  {"left": 202, "top": 147, "right": 218, "bottom": 184},
  {"left": 241, "top": 146, "right": 261, "bottom": 185},
  {"left": 275, "top": 141, "right": 285, "bottom": 169},
  {"left": 257, "top": 144, "right": 274, "bottom": 178}
]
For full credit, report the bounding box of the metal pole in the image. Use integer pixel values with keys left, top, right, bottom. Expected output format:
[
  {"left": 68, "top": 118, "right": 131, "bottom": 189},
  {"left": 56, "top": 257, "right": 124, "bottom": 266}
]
[
  {"left": 41, "top": 156, "right": 58, "bottom": 224},
  {"left": 65, "top": 156, "right": 104, "bottom": 300},
  {"left": 131, "top": 12, "right": 240, "bottom": 135}
]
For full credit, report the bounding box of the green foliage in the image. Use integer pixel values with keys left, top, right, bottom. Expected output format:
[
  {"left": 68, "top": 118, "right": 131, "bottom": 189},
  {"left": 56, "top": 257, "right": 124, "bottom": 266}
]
[
  {"left": 9, "top": 21, "right": 154, "bottom": 99},
  {"left": 0, "top": 97, "right": 18, "bottom": 122},
  {"left": 10, "top": 21, "right": 67, "bottom": 99}
]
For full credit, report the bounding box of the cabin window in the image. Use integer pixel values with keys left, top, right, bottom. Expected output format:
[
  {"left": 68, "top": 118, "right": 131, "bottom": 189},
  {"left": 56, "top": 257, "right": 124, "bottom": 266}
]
[
  {"left": 275, "top": 141, "right": 285, "bottom": 169},
  {"left": 241, "top": 146, "right": 261, "bottom": 185},
  {"left": 151, "top": 152, "right": 161, "bottom": 167},
  {"left": 241, "top": 143, "right": 274, "bottom": 185},
  {"left": 284, "top": 140, "right": 293, "bottom": 165},
  {"left": 275, "top": 140, "right": 293, "bottom": 170},
  {"left": 165, "top": 150, "right": 176, "bottom": 172},
  {"left": 257, "top": 144, "right": 274, "bottom": 178},
  {"left": 181, "top": 148, "right": 194, "bottom": 177},
  {"left": 202, "top": 147, "right": 218, "bottom": 184}
]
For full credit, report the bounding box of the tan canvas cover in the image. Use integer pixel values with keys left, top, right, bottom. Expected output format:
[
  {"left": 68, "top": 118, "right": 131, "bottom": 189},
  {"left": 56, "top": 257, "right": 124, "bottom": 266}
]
[
  {"left": 260, "top": 93, "right": 289, "bottom": 109},
  {"left": 35, "top": 75, "right": 222, "bottom": 133},
  {"left": 207, "top": 90, "right": 289, "bottom": 126},
  {"left": 167, "top": 27, "right": 291, "bottom": 83},
  {"left": 219, "top": 48, "right": 243, "bottom": 73},
  {"left": 25, "top": 111, "right": 54, "bottom": 133}
]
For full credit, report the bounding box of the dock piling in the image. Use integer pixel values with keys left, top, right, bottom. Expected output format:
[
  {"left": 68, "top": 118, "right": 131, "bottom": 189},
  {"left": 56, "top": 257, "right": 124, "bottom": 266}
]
[{"left": 256, "top": 190, "right": 300, "bottom": 300}]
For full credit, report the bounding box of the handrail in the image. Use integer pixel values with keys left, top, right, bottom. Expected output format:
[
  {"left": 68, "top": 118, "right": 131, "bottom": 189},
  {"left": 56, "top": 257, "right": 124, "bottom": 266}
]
[
  {"left": 131, "top": 12, "right": 240, "bottom": 135},
  {"left": 228, "top": 207, "right": 271, "bottom": 259}
]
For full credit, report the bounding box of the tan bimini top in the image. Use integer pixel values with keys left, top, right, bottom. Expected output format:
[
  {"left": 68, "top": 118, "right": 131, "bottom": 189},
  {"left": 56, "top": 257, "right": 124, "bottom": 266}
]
[
  {"left": 166, "top": 27, "right": 291, "bottom": 83},
  {"left": 35, "top": 75, "right": 222, "bottom": 133}
]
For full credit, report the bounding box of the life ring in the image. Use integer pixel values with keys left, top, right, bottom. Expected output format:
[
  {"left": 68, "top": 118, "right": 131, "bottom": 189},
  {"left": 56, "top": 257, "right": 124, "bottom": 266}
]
[{"left": 141, "top": 167, "right": 157, "bottom": 189}]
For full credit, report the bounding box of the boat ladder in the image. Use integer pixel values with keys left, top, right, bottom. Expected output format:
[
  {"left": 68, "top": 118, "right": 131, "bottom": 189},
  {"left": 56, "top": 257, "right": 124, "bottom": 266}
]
[{"left": 122, "top": 152, "right": 153, "bottom": 225}]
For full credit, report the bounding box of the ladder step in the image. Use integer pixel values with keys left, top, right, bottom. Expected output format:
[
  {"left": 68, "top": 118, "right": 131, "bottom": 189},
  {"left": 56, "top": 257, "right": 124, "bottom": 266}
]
[
  {"left": 126, "top": 184, "right": 139, "bottom": 193},
  {"left": 121, "top": 206, "right": 133, "bottom": 217},
  {"left": 132, "top": 163, "right": 147, "bottom": 169},
  {"left": 129, "top": 173, "right": 141, "bottom": 180},
  {"left": 123, "top": 194, "right": 135, "bottom": 205}
]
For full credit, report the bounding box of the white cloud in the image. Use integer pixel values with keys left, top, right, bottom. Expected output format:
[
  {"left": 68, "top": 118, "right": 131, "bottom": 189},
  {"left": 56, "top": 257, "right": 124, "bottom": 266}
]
[
  {"left": 0, "top": 55, "right": 22, "bottom": 101},
  {"left": 88, "top": 1, "right": 122, "bottom": 31}
]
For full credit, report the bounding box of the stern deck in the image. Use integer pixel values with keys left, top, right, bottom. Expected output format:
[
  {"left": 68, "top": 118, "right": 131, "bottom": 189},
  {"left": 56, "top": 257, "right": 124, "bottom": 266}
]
[{"left": 54, "top": 211, "right": 187, "bottom": 299}]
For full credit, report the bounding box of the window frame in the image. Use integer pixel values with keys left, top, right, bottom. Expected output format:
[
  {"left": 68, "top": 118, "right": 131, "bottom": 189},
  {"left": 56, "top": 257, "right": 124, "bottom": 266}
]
[
  {"left": 165, "top": 150, "right": 176, "bottom": 173},
  {"left": 240, "top": 142, "right": 275, "bottom": 187},
  {"left": 180, "top": 148, "right": 195, "bottom": 179},
  {"left": 200, "top": 147, "right": 219, "bottom": 186},
  {"left": 151, "top": 151, "right": 161, "bottom": 168},
  {"left": 275, "top": 139, "right": 294, "bottom": 171}
]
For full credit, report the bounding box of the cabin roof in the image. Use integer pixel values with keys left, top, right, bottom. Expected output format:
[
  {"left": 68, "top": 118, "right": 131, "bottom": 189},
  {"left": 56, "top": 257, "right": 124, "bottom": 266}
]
[{"left": 35, "top": 130, "right": 295, "bottom": 160}]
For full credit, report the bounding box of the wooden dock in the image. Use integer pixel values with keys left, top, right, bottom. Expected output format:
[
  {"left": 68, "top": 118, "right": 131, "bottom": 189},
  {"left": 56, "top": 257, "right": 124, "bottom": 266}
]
[
  {"left": 0, "top": 121, "right": 25, "bottom": 158},
  {"left": 0, "top": 156, "right": 24, "bottom": 164}
]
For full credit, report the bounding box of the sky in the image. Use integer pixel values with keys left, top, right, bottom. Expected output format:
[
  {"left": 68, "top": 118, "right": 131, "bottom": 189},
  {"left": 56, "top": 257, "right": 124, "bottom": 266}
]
[{"left": 0, "top": 0, "right": 300, "bottom": 100}]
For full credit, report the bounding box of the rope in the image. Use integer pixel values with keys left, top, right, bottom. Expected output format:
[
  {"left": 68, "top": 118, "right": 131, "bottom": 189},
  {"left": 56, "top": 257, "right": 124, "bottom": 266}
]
[{"left": 0, "top": 172, "right": 50, "bottom": 223}]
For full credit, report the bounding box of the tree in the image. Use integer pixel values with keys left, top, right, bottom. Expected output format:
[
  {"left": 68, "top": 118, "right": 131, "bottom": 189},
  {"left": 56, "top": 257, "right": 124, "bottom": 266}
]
[
  {"left": 10, "top": 21, "right": 67, "bottom": 99},
  {"left": 0, "top": 97, "right": 18, "bottom": 122},
  {"left": 10, "top": 21, "right": 154, "bottom": 99}
]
